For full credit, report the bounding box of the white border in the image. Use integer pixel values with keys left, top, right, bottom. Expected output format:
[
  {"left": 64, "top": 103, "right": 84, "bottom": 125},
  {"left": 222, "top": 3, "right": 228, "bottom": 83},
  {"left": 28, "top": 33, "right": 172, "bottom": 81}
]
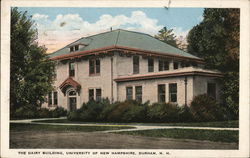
[{"left": 1, "top": 0, "right": 249, "bottom": 157}]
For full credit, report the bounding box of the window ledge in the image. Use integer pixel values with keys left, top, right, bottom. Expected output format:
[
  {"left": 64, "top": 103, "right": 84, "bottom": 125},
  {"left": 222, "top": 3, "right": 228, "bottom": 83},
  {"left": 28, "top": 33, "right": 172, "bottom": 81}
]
[{"left": 89, "top": 73, "right": 100, "bottom": 77}]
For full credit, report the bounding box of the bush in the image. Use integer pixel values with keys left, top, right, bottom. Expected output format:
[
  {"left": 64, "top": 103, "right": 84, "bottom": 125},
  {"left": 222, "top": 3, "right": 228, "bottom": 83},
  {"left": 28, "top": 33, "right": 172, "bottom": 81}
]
[
  {"left": 14, "top": 105, "right": 38, "bottom": 119},
  {"left": 12, "top": 104, "right": 68, "bottom": 119},
  {"left": 67, "top": 111, "right": 80, "bottom": 121},
  {"left": 147, "top": 103, "right": 181, "bottom": 123},
  {"left": 190, "top": 94, "right": 226, "bottom": 122},
  {"left": 77, "top": 98, "right": 110, "bottom": 122},
  {"left": 51, "top": 107, "right": 67, "bottom": 118},
  {"left": 107, "top": 100, "right": 136, "bottom": 122},
  {"left": 98, "top": 103, "right": 117, "bottom": 121},
  {"left": 38, "top": 108, "right": 52, "bottom": 118},
  {"left": 122, "top": 103, "right": 148, "bottom": 122},
  {"left": 179, "top": 105, "right": 194, "bottom": 122}
]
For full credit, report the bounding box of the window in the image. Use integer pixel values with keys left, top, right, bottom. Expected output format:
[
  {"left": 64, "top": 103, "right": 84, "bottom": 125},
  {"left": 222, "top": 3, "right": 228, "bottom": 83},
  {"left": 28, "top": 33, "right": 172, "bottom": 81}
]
[
  {"left": 48, "top": 92, "right": 52, "bottom": 106},
  {"left": 53, "top": 91, "right": 58, "bottom": 105},
  {"left": 75, "top": 45, "right": 79, "bottom": 51},
  {"left": 169, "top": 83, "right": 177, "bottom": 102},
  {"left": 148, "top": 58, "right": 154, "bottom": 72},
  {"left": 96, "top": 89, "right": 102, "bottom": 102},
  {"left": 133, "top": 56, "right": 139, "bottom": 74},
  {"left": 135, "top": 86, "right": 142, "bottom": 102},
  {"left": 159, "top": 60, "right": 169, "bottom": 71},
  {"left": 174, "top": 62, "right": 179, "bottom": 69},
  {"left": 69, "top": 62, "right": 75, "bottom": 77},
  {"left": 207, "top": 83, "right": 216, "bottom": 99},
  {"left": 89, "top": 59, "right": 100, "bottom": 75},
  {"left": 70, "top": 45, "right": 79, "bottom": 52},
  {"left": 96, "top": 59, "right": 100, "bottom": 74},
  {"left": 158, "top": 84, "right": 165, "bottom": 103},
  {"left": 126, "top": 87, "right": 133, "bottom": 100},
  {"left": 89, "top": 89, "right": 94, "bottom": 101}
]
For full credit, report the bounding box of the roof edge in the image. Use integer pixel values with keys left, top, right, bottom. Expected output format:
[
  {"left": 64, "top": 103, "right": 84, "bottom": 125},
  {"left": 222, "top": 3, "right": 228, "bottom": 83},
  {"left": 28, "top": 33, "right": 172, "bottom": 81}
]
[{"left": 50, "top": 45, "right": 204, "bottom": 63}]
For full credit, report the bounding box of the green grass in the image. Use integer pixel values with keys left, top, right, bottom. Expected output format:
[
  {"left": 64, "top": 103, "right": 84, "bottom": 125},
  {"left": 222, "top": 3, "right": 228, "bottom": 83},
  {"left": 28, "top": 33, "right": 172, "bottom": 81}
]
[
  {"left": 116, "top": 129, "right": 239, "bottom": 143},
  {"left": 10, "top": 123, "right": 135, "bottom": 132},
  {"left": 33, "top": 119, "right": 239, "bottom": 128}
]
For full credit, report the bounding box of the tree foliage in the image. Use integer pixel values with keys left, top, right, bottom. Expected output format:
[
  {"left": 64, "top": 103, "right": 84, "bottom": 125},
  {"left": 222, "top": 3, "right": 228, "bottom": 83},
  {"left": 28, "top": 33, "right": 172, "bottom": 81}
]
[
  {"left": 187, "top": 8, "right": 239, "bottom": 118},
  {"left": 155, "top": 27, "right": 178, "bottom": 48},
  {"left": 10, "top": 8, "right": 55, "bottom": 115}
]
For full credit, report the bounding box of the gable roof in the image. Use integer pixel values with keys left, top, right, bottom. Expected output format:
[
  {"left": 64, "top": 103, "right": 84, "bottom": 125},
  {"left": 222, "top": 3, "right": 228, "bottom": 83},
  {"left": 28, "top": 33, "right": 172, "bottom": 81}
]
[{"left": 49, "top": 29, "right": 201, "bottom": 61}]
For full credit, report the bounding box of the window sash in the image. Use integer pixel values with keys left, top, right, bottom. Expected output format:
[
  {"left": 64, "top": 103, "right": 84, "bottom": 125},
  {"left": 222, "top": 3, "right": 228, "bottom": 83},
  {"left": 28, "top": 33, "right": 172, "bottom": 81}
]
[
  {"left": 96, "top": 89, "right": 102, "bottom": 101},
  {"left": 75, "top": 45, "right": 79, "bottom": 51},
  {"left": 133, "top": 56, "right": 139, "bottom": 74},
  {"left": 169, "top": 83, "right": 177, "bottom": 102},
  {"left": 89, "top": 59, "right": 100, "bottom": 75},
  {"left": 53, "top": 91, "right": 58, "bottom": 105},
  {"left": 135, "top": 86, "right": 142, "bottom": 102},
  {"left": 158, "top": 84, "right": 165, "bottom": 102},
  {"left": 89, "top": 60, "right": 95, "bottom": 74},
  {"left": 69, "top": 62, "right": 75, "bottom": 77},
  {"left": 174, "top": 62, "right": 179, "bottom": 69},
  {"left": 96, "top": 59, "right": 100, "bottom": 74},
  {"left": 89, "top": 89, "right": 94, "bottom": 101},
  {"left": 148, "top": 58, "right": 154, "bottom": 72},
  {"left": 207, "top": 83, "right": 216, "bottom": 99},
  {"left": 48, "top": 92, "right": 52, "bottom": 106},
  {"left": 159, "top": 60, "right": 169, "bottom": 71},
  {"left": 126, "top": 87, "right": 133, "bottom": 100}
]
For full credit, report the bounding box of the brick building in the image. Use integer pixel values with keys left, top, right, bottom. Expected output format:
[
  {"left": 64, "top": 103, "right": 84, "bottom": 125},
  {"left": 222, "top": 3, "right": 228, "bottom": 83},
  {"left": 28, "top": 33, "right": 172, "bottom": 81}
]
[{"left": 43, "top": 29, "right": 222, "bottom": 111}]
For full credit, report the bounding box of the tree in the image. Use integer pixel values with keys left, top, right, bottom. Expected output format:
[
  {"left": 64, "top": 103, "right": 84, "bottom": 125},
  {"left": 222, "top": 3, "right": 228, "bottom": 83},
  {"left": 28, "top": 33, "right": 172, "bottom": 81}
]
[
  {"left": 187, "top": 8, "right": 240, "bottom": 119},
  {"left": 10, "top": 8, "right": 55, "bottom": 116},
  {"left": 155, "top": 27, "right": 178, "bottom": 47}
]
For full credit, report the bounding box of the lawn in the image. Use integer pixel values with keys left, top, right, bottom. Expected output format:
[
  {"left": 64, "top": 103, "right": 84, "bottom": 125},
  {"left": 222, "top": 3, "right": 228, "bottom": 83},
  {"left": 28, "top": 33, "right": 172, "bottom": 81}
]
[
  {"left": 115, "top": 128, "right": 239, "bottom": 143},
  {"left": 10, "top": 123, "right": 135, "bottom": 132},
  {"left": 33, "top": 119, "right": 239, "bottom": 128}
]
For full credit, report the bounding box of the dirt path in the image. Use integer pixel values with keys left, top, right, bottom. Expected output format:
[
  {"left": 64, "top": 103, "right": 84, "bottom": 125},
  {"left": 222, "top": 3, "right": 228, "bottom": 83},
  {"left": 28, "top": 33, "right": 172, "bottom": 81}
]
[{"left": 10, "top": 131, "right": 238, "bottom": 149}]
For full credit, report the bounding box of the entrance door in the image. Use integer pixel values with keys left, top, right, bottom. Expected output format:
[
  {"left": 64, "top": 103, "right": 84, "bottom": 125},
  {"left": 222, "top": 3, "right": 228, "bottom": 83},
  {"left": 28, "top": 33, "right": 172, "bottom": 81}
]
[
  {"left": 68, "top": 90, "right": 77, "bottom": 111},
  {"left": 69, "top": 97, "right": 76, "bottom": 111}
]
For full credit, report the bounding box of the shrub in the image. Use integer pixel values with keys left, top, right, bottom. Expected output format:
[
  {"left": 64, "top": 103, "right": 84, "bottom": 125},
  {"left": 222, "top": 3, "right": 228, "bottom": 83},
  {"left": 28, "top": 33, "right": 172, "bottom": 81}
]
[
  {"left": 107, "top": 100, "right": 136, "bottom": 122},
  {"left": 14, "top": 105, "right": 38, "bottom": 119},
  {"left": 51, "top": 107, "right": 67, "bottom": 118},
  {"left": 78, "top": 98, "right": 110, "bottom": 121},
  {"left": 190, "top": 94, "right": 226, "bottom": 122},
  {"left": 67, "top": 111, "right": 80, "bottom": 121},
  {"left": 122, "top": 104, "right": 148, "bottom": 122},
  {"left": 38, "top": 108, "right": 52, "bottom": 118},
  {"left": 179, "top": 105, "right": 194, "bottom": 122},
  {"left": 147, "top": 103, "right": 181, "bottom": 123},
  {"left": 98, "top": 103, "right": 117, "bottom": 121}
]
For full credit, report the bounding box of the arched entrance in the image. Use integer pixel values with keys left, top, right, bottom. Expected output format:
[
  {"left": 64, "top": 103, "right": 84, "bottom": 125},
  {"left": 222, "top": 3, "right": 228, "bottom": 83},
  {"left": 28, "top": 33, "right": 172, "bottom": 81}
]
[
  {"left": 59, "top": 77, "right": 81, "bottom": 111},
  {"left": 67, "top": 89, "right": 77, "bottom": 111}
]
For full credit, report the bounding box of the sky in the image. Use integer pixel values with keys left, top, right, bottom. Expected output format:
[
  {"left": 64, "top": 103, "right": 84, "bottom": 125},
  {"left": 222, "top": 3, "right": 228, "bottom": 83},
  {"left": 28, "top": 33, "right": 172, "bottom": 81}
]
[{"left": 18, "top": 7, "right": 204, "bottom": 53}]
